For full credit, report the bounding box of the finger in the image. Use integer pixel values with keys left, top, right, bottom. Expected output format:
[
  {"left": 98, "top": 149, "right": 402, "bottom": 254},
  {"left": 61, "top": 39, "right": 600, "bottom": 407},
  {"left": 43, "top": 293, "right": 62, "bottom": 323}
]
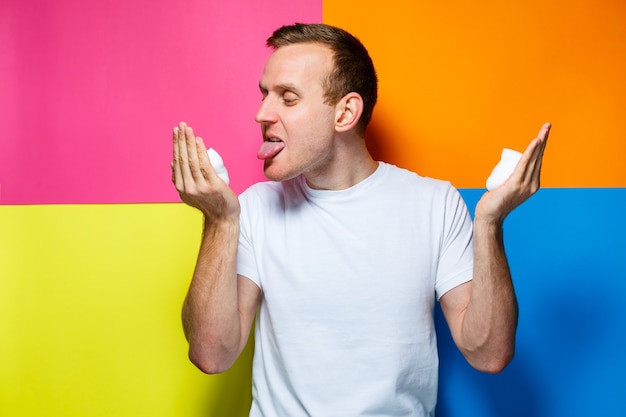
[
  {"left": 538, "top": 122, "right": 552, "bottom": 142},
  {"left": 517, "top": 140, "right": 544, "bottom": 190},
  {"left": 177, "top": 122, "right": 206, "bottom": 188},
  {"left": 514, "top": 137, "right": 540, "bottom": 183},
  {"left": 183, "top": 124, "right": 206, "bottom": 184},
  {"left": 529, "top": 122, "right": 551, "bottom": 185},
  {"left": 515, "top": 125, "right": 549, "bottom": 195},
  {"left": 176, "top": 122, "right": 194, "bottom": 186},
  {"left": 172, "top": 125, "right": 184, "bottom": 189},
  {"left": 194, "top": 135, "right": 219, "bottom": 183},
  {"left": 533, "top": 123, "right": 551, "bottom": 169}
]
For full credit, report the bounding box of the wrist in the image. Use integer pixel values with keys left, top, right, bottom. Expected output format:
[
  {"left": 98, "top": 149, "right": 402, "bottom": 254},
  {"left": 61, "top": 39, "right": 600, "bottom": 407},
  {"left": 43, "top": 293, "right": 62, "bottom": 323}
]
[
  {"left": 473, "top": 217, "right": 504, "bottom": 241},
  {"left": 203, "top": 215, "right": 239, "bottom": 236}
]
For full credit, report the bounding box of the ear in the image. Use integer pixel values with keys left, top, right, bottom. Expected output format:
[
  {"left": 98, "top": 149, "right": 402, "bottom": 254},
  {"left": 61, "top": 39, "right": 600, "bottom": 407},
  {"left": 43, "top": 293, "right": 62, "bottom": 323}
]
[{"left": 334, "top": 92, "right": 364, "bottom": 133}]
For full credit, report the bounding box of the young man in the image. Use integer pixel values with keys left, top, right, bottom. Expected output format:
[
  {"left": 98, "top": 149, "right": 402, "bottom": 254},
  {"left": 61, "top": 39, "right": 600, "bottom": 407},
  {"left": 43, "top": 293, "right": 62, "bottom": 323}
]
[{"left": 171, "top": 23, "right": 550, "bottom": 417}]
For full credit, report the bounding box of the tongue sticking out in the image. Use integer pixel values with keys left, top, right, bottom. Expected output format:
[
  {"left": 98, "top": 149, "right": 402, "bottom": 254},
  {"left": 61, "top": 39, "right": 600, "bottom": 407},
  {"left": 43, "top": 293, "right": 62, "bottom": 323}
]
[{"left": 257, "top": 141, "right": 285, "bottom": 160}]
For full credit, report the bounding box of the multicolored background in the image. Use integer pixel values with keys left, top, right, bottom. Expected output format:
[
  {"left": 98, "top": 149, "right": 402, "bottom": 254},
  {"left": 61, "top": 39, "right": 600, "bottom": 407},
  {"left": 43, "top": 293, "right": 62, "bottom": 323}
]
[{"left": 1, "top": 0, "right": 624, "bottom": 415}]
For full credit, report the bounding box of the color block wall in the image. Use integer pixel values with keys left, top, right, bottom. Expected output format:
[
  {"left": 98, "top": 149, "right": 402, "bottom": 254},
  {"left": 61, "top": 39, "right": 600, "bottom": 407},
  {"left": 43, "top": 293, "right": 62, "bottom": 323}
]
[{"left": 1, "top": 0, "right": 624, "bottom": 416}]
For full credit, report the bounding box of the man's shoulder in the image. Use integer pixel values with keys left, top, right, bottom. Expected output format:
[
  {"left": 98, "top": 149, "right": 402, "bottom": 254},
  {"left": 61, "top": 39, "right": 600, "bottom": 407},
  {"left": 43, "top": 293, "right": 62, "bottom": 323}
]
[{"left": 380, "top": 162, "right": 455, "bottom": 193}]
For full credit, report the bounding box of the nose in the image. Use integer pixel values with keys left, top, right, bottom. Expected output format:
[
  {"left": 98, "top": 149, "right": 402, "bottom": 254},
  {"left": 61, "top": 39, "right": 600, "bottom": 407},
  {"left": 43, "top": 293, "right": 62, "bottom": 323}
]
[{"left": 255, "top": 96, "right": 277, "bottom": 125}]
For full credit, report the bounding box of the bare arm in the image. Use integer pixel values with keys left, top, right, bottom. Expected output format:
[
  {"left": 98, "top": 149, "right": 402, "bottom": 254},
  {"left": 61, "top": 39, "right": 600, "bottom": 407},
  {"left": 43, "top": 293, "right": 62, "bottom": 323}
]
[
  {"left": 441, "top": 123, "right": 551, "bottom": 373},
  {"left": 172, "top": 122, "right": 260, "bottom": 374}
]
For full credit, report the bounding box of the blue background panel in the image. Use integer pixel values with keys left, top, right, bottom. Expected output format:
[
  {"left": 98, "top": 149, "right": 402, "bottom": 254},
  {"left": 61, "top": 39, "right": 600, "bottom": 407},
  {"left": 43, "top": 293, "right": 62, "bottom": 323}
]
[{"left": 436, "top": 188, "right": 626, "bottom": 416}]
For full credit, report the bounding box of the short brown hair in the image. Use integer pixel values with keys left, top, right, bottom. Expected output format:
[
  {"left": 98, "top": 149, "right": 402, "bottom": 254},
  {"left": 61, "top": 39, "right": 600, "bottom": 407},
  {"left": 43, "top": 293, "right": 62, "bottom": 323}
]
[{"left": 267, "top": 23, "right": 378, "bottom": 134}]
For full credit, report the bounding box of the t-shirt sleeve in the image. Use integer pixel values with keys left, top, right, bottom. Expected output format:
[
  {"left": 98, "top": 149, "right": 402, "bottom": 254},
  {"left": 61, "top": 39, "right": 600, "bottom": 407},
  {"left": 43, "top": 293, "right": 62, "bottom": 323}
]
[
  {"left": 435, "top": 184, "right": 474, "bottom": 300},
  {"left": 236, "top": 190, "right": 261, "bottom": 289}
]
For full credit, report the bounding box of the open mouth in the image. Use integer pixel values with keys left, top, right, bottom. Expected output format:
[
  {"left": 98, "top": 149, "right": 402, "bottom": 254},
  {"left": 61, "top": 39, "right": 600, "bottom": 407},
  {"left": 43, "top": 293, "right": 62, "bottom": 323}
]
[{"left": 257, "top": 138, "right": 285, "bottom": 160}]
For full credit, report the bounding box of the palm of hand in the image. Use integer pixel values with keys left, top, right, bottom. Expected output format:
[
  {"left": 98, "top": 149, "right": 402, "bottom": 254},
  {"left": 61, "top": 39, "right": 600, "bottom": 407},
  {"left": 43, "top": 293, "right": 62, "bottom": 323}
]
[{"left": 475, "top": 123, "right": 551, "bottom": 224}]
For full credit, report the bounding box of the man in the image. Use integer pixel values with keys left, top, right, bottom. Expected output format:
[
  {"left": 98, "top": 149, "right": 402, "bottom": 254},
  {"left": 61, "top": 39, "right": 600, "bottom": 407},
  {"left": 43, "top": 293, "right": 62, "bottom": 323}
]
[{"left": 171, "top": 23, "right": 550, "bottom": 416}]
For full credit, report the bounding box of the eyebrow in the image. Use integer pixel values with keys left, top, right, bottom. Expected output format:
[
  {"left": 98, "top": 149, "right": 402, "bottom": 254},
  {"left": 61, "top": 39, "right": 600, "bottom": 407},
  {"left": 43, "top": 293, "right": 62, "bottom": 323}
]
[{"left": 258, "top": 82, "right": 303, "bottom": 95}]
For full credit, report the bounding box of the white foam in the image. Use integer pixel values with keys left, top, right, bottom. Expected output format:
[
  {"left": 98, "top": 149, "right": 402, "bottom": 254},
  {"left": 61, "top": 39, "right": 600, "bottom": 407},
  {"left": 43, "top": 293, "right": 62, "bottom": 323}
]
[
  {"left": 486, "top": 148, "right": 522, "bottom": 190},
  {"left": 207, "top": 148, "right": 230, "bottom": 185}
]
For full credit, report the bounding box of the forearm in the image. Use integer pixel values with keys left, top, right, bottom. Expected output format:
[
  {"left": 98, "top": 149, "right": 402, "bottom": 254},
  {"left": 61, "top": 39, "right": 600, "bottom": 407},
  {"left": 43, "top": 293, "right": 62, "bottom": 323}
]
[
  {"left": 182, "top": 217, "right": 243, "bottom": 373},
  {"left": 452, "top": 123, "right": 549, "bottom": 372},
  {"left": 460, "top": 219, "right": 518, "bottom": 373}
]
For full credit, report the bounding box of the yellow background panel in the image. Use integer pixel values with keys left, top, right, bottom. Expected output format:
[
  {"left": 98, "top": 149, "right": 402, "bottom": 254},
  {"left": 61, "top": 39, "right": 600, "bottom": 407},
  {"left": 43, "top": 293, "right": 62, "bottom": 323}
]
[
  {"left": 324, "top": 0, "right": 626, "bottom": 187},
  {"left": 0, "top": 204, "right": 252, "bottom": 416}
]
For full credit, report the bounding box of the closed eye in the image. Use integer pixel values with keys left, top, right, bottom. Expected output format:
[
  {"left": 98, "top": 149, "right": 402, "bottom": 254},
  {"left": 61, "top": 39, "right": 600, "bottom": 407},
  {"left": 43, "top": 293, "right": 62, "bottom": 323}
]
[{"left": 282, "top": 91, "right": 299, "bottom": 106}]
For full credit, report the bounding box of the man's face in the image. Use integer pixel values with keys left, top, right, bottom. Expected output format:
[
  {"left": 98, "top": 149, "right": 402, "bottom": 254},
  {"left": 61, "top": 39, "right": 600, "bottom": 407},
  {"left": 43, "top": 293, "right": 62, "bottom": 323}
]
[{"left": 256, "top": 42, "right": 338, "bottom": 182}]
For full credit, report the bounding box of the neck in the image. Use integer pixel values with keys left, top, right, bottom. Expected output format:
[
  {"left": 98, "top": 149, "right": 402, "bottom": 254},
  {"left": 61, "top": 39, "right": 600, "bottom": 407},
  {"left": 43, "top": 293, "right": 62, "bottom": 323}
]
[{"left": 304, "top": 134, "right": 378, "bottom": 190}]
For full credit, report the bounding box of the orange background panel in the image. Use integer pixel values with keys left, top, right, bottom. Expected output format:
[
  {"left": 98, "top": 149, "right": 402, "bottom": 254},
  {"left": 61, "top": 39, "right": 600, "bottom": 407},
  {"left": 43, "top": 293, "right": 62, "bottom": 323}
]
[{"left": 324, "top": 0, "right": 626, "bottom": 188}]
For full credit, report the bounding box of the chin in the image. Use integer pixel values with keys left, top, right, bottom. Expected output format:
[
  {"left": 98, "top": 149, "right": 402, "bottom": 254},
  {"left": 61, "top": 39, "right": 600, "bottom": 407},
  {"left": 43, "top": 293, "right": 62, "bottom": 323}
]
[{"left": 263, "top": 162, "right": 298, "bottom": 183}]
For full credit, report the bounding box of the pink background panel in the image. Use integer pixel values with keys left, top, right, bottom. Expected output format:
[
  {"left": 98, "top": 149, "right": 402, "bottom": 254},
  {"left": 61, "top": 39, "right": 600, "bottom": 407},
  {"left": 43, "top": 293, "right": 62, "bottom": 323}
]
[{"left": 0, "top": 0, "right": 321, "bottom": 205}]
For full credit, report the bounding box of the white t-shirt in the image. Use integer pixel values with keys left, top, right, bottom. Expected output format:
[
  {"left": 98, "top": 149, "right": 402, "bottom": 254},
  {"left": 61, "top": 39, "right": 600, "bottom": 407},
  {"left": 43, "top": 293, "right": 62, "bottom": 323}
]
[{"left": 237, "top": 162, "right": 474, "bottom": 417}]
